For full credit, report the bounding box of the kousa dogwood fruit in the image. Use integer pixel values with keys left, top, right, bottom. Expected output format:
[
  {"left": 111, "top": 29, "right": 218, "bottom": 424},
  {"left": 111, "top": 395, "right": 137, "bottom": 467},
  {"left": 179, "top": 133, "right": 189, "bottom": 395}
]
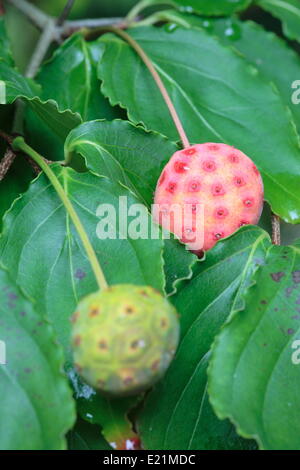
[
  {"left": 153, "top": 143, "right": 264, "bottom": 253},
  {"left": 71, "top": 284, "right": 180, "bottom": 396}
]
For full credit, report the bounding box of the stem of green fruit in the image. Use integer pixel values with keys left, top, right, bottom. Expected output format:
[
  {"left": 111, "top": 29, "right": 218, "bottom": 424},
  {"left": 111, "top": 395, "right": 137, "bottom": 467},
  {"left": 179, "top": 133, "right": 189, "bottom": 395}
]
[
  {"left": 126, "top": 0, "right": 175, "bottom": 24},
  {"left": 108, "top": 27, "right": 190, "bottom": 149},
  {"left": 12, "top": 137, "right": 108, "bottom": 291}
]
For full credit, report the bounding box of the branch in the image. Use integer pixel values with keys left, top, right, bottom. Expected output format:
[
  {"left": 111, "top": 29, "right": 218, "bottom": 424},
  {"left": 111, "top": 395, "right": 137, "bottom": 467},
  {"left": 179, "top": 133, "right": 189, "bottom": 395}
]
[
  {"left": 25, "top": 19, "right": 57, "bottom": 78},
  {"left": 0, "top": 1, "right": 5, "bottom": 15},
  {"left": 126, "top": 0, "right": 175, "bottom": 24},
  {"left": 3, "top": 0, "right": 68, "bottom": 173},
  {"left": 271, "top": 213, "right": 281, "bottom": 245},
  {"left": 6, "top": 0, "right": 126, "bottom": 38},
  {"left": 59, "top": 17, "right": 125, "bottom": 36},
  {"left": 0, "top": 147, "right": 16, "bottom": 180},
  {"left": 56, "top": 0, "right": 75, "bottom": 27},
  {"left": 5, "top": 0, "right": 51, "bottom": 29}
]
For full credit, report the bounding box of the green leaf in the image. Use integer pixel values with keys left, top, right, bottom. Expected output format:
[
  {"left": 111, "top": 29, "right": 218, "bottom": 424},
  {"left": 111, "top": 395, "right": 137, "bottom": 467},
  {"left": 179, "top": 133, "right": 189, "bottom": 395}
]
[
  {"left": 25, "top": 35, "right": 122, "bottom": 161},
  {"left": 143, "top": 0, "right": 252, "bottom": 15},
  {"left": 73, "top": 372, "right": 140, "bottom": 449},
  {"left": 0, "top": 157, "right": 33, "bottom": 230},
  {"left": 98, "top": 26, "right": 300, "bottom": 223},
  {"left": 207, "top": 18, "right": 300, "bottom": 134},
  {"left": 158, "top": 13, "right": 300, "bottom": 135},
  {"left": 179, "top": 0, "right": 252, "bottom": 15},
  {"left": 36, "top": 34, "right": 119, "bottom": 122},
  {"left": 67, "top": 418, "right": 112, "bottom": 450},
  {"left": 257, "top": 0, "right": 300, "bottom": 43},
  {"left": 64, "top": 119, "right": 178, "bottom": 207},
  {"left": 138, "top": 226, "right": 270, "bottom": 449},
  {"left": 163, "top": 236, "right": 198, "bottom": 296},
  {"left": 0, "top": 165, "right": 165, "bottom": 358},
  {"left": 208, "top": 243, "right": 300, "bottom": 450},
  {"left": 0, "top": 16, "right": 13, "bottom": 65},
  {"left": 0, "top": 267, "right": 75, "bottom": 450},
  {"left": 0, "top": 60, "right": 81, "bottom": 143}
]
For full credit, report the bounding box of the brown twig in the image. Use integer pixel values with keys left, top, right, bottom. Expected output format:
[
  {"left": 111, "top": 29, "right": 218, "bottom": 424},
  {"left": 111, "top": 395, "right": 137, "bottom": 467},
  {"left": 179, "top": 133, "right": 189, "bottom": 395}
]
[
  {"left": 0, "top": 129, "right": 13, "bottom": 145},
  {"left": 0, "top": 147, "right": 16, "bottom": 180},
  {"left": 0, "top": 129, "right": 52, "bottom": 175},
  {"left": 271, "top": 213, "right": 281, "bottom": 245},
  {"left": 56, "top": 0, "right": 75, "bottom": 27},
  {"left": 0, "top": 1, "right": 5, "bottom": 15}
]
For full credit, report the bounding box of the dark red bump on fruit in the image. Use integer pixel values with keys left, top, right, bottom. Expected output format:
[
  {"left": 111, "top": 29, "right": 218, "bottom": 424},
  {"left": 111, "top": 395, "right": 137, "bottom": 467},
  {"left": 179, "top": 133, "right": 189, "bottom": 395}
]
[
  {"left": 151, "top": 359, "right": 160, "bottom": 371},
  {"left": 243, "top": 198, "right": 254, "bottom": 208},
  {"left": 158, "top": 171, "right": 166, "bottom": 186},
  {"left": 203, "top": 160, "right": 216, "bottom": 172},
  {"left": 213, "top": 231, "right": 224, "bottom": 241},
  {"left": 252, "top": 164, "right": 260, "bottom": 176},
  {"left": 166, "top": 182, "right": 177, "bottom": 193},
  {"left": 73, "top": 335, "right": 81, "bottom": 347},
  {"left": 228, "top": 153, "right": 239, "bottom": 163},
  {"left": 89, "top": 307, "right": 100, "bottom": 317},
  {"left": 207, "top": 144, "right": 219, "bottom": 151},
  {"left": 140, "top": 289, "right": 149, "bottom": 297},
  {"left": 239, "top": 220, "right": 250, "bottom": 227},
  {"left": 174, "top": 160, "right": 189, "bottom": 173},
  {"left": 75, "top": 363, "right": 82, "bottom": 374},
  {"left": 124, "top": 376, "right": 134, "bottom": 385},
  {"left": 234, "top": 176, "right": 246, "bottom": 187},
  {"left": 183, "top": 147, "right": 196, "bottom": 156},
  {"left": 71, "top": 311, "right": 79, "bottom": 323},
  {"left": 215, "top": 207, "right": 229, "bottom": 219},
  {"left": 188, "top": 179, "right": 201, "bottom": 192},
  {"left": 99, "top": 339, "right": 108, "bottom": 350},
  {"left": 212, "top": 183, "right": 225, "bottom": 196},
  {"left": 125, "top": 306, "right": 134, "bottom": 314}
]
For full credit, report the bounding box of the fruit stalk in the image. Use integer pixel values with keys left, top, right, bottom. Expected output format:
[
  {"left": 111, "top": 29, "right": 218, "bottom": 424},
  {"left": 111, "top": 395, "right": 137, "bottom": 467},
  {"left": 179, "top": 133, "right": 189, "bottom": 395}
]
[
  {"left": 107, "top": 27, "right": 190, "bottom": 149},
  {"left": 12, "top": 136, "right": 108, "bottom": 291},
  {"left": 271, "top": 212, "right": 281, "bottom": 245}
]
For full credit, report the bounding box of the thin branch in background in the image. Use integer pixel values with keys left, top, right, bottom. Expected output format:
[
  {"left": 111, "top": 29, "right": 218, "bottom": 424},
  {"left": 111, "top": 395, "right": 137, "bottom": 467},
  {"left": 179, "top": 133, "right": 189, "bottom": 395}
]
[
  {"left": 271, "top": 213, "right": 281, "bottom": 245},
  {"left": 0, "top": 148, "right": 16, "bottom": 180},
  {"left": 56, "top": 0, "right": 75, "bottom": 26},
  {"left": 60, "top": 17, "right": 125, "bottom": 37},
  {"left": 25, "top": 19, "right": 57, "bottom": 78},
  {"left": 0, "top": 1, "right": 5, "bottom": 15},
  {"left": 6, "top": 0, "right": 50, "bottom": 29},
  {"left": 0, "top": 129, "right": 12, "bottom": 145},
  {"left": 2, "top": 0, "right": 71, "bottom": 175}
]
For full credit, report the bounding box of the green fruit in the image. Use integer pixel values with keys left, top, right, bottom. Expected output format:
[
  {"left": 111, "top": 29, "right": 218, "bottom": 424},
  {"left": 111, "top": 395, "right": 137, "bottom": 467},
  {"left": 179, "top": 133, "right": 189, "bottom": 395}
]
[{"left": 71, "top": 284, "right": 180, "bottom": 396}]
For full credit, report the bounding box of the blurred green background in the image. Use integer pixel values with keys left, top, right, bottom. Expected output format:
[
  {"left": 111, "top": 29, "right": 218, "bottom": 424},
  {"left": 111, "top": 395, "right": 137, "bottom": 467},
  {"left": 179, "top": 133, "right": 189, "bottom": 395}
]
[
  {"left": 36, "top": 0, "right": 138, "bottom": 18},
  {"left": 5, "top": 0, "right": 139, "bottom": 71}
]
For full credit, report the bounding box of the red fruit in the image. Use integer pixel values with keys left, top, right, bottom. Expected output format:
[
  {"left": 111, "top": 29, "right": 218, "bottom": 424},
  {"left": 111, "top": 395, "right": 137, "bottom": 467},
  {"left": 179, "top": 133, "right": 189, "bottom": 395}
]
[{"left": 153, "top": 143, "right": 264, "bottom": 252}]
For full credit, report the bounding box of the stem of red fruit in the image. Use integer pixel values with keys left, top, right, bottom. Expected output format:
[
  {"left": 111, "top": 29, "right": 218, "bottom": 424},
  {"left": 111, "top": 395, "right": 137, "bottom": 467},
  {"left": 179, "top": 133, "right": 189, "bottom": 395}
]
[{"left": 108, "top": 27, "right": 190, "bottom": 149}]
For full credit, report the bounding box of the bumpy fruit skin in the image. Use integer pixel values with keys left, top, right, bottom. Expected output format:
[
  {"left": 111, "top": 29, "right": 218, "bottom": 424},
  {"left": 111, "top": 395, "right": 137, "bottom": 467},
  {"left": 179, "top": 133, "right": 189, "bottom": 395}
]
[
  {"left": 71, "top": 284, "right": 180, "bottom": 396},
  {"left": 154, "top": 143, "right": 264, "bottom": 252}
]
